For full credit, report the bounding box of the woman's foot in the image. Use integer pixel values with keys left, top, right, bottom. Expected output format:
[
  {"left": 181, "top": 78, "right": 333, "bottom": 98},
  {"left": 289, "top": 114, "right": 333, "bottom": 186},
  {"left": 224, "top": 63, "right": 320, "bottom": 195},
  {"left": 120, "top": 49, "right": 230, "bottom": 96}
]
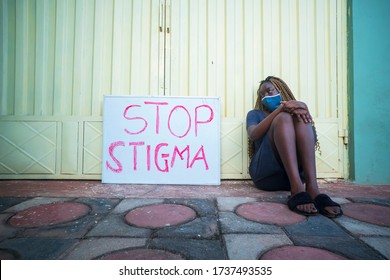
[
  {"left": 287, "top": 192, "right": 318, "bottom": 216},
  {"left": 314, "top": 194, "right": 343, "bottom": 218}
]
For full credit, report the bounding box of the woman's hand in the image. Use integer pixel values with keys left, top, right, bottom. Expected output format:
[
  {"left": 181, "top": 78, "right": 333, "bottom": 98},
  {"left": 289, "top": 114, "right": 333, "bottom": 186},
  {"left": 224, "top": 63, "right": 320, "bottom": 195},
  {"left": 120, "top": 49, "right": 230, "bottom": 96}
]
[{"left": 281, "top": 101, "right": 312, "bottom": 124}]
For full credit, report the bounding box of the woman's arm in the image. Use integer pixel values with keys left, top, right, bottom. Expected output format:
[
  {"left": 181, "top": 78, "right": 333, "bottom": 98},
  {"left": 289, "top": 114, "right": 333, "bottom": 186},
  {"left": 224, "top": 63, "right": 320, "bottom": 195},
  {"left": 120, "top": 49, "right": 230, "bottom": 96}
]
[
  {"left": 247, "top": 105, "right": 285, "bottom": 141},
  {"left": 282, "top": 100, "right": 313, "bottom": 123}
]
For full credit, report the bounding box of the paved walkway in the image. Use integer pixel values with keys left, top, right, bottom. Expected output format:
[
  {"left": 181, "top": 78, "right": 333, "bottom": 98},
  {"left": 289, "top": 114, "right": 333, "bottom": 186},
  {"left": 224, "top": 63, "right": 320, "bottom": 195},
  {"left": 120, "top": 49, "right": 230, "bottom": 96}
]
[{"left": 0, "top": 180, "right": 389, "bottom": 260}]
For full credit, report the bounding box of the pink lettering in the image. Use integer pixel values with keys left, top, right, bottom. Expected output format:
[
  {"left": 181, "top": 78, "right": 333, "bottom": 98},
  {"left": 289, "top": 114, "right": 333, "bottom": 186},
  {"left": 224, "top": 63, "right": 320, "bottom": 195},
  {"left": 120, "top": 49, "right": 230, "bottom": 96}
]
[
  {"left": 190, "top": 145, "right": 209, "bottom": 170},
  {"left": 106, "top": 141, "right": 125, "bottom": 173},
  {"left": 155, "top": 143, "right": 169, "bottom": 172},
  {"left": 129, "top": 142, "right": 145, "bottom": 170},
  {"left": 168, "top": 105, "right": 191, "bottom": 138},
  {"left": 144, "top": 101, "right": 169, "bottom": 134},
  {"left": 171, "top": 145, "right": 190, "bottom": 168},
  {"left": 106, "top": 142, "right": 210, "bottom": 173},
  {"left": 146, "top": 145, "right": 151, "bottom": 171},
  {"left": 123, "top": 105, "right": 148, "bottom": 135},
  {"left": 195, "top": 105, "right": 214, "bottom": 136}
]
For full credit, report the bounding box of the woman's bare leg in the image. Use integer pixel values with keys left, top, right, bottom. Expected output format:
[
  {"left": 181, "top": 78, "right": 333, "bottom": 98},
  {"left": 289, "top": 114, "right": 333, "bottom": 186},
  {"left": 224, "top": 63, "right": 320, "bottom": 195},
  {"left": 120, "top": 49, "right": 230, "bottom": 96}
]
[
  {"left": 269, "top": 112, "right": 341, "bottom": 216},
  {"left": 268, "top": 112, "right": 317, "bottom": 214},
  {"left": 293, "top": 117, "right": 341, "bottom": 216}
]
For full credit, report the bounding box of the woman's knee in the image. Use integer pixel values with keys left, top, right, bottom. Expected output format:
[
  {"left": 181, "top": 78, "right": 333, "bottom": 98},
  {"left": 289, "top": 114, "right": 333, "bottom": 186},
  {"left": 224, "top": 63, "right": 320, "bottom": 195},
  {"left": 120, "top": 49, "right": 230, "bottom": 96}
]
[
  {"left": 273, "top": 112, "right": 294, "bottom": 124},
  {"left": 271, "top": 112, "right": 294, "bottom": 133},
  {"left": 273, "top": 112, "right": 311, "bottom": 132}
]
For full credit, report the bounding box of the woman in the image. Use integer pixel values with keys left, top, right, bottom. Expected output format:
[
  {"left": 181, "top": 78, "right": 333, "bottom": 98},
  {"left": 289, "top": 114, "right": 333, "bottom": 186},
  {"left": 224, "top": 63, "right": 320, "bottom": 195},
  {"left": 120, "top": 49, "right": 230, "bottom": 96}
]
[{"left": 246, "top": 76, "right": 342, "bottom": 218}]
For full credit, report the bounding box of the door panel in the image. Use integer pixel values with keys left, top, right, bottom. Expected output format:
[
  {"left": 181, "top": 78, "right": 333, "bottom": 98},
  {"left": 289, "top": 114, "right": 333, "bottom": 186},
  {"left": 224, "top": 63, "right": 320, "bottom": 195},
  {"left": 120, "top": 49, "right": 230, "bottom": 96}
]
[
  {"left": 83, "top": 122, "right": 102, "bottom": 175},
  {"left": 0, "top": 0, "right": 347, "bottom": 180},
  {"left": 167, "top": 0, "right": 347, "bottom": 178},
  {"left": 0, "top": 121, "right": 57, "bottom": 174}
]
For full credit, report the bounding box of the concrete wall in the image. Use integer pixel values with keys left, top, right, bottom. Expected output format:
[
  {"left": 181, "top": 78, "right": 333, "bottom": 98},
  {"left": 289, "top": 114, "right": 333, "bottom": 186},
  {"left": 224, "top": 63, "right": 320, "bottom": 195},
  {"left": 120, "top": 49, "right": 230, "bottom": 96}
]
[{"left": 350, "top": 0, "right": 390, "bottom": 184}]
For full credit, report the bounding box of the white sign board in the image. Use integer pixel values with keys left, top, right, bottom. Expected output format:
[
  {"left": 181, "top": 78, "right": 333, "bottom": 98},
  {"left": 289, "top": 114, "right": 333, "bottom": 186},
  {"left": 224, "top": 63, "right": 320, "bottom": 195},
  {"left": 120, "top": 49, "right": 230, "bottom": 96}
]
[{"left": 102, "top": 96, "right": 220, "bottom": 185}]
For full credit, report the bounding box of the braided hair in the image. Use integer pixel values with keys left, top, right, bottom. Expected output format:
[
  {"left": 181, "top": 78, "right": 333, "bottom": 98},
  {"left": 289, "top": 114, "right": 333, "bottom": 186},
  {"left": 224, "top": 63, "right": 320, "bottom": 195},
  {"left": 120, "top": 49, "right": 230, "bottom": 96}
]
[{"left": 248, "top": 76, "right": 320, "bottom": 159}]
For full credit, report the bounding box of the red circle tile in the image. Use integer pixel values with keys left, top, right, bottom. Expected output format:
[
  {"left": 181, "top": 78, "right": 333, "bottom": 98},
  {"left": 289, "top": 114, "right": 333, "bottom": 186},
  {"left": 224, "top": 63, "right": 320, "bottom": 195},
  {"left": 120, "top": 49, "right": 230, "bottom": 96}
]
[
  {"left": 260, "top": 246, "right": 347, "bottom": 260},
  {"left": 125, "top": 203, "right": 196, "bottom": 229},
  {"left": 8, "top": 202, "right": 90, "bottom": 228},
  {"left": 100, "top": 249, "right": 184, "bottom": 260},
  {"left": 236, "top": 202, "right": 306, "bottom": 225},
  {"left": 343, "top": 203, "right": 390, "bottom": 227}
]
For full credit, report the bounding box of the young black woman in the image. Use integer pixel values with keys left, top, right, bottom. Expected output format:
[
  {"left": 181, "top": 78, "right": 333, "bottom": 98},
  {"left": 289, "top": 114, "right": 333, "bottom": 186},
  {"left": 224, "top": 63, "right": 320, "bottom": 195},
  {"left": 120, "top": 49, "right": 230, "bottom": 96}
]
[{"left": 246, "top": 76, "right": 342, "bottom": 218}]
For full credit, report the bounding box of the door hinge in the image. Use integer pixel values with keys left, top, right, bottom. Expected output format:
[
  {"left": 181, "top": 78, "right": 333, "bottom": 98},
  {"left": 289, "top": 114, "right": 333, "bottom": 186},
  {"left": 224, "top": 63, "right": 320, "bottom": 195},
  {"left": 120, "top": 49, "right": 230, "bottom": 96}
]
[{"left": 338, "top": 129, "right": 349, "bottom": 145}]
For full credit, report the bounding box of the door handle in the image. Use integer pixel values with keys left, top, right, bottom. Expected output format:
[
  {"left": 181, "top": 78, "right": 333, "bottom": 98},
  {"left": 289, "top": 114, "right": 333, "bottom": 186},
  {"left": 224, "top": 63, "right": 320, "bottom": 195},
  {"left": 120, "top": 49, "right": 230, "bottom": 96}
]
[
  {"left": 166, "top": 1, "right": 170, "bottom": 33},
  {"left": 159, "top": 2, "right": 163, "bottom": 32}
]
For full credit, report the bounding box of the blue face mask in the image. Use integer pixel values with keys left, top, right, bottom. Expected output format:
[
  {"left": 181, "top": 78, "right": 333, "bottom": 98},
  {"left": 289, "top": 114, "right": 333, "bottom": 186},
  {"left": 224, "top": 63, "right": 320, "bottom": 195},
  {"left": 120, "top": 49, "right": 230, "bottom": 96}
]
[{"left": 261, "top": 94, "right": 282, "bottom": 112}]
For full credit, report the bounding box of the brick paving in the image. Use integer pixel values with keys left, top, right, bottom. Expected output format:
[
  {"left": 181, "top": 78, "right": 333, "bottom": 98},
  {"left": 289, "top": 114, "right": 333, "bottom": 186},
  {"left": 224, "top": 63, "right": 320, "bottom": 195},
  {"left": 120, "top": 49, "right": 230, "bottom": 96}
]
[{"left": 0, "top": 180, "right": 389, "bottom": 260}]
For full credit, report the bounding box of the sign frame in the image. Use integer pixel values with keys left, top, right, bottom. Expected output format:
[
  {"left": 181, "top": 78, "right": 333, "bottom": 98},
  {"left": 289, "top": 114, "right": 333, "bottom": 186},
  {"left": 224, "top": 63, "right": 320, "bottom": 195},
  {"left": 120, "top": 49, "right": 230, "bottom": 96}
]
[{"left": 102, "top": 96, "right": 221, "bottom": 185}]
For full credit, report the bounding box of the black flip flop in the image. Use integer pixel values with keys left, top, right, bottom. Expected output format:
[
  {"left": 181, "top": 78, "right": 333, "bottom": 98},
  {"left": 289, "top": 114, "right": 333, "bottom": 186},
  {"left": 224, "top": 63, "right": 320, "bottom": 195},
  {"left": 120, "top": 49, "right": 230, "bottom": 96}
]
[
  {"left": 314, "top": 194, "right": 343, "bottom": 218},
  {"left": 287, "top": 192, "right": 318, "bottom": 216}
]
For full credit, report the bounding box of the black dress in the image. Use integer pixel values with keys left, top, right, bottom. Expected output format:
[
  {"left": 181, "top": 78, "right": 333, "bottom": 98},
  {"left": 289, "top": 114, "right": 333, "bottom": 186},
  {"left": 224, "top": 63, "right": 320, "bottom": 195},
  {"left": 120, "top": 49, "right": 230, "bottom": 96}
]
[{"left": 246, "top": 109, "right": 299, "bottom": 191}]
